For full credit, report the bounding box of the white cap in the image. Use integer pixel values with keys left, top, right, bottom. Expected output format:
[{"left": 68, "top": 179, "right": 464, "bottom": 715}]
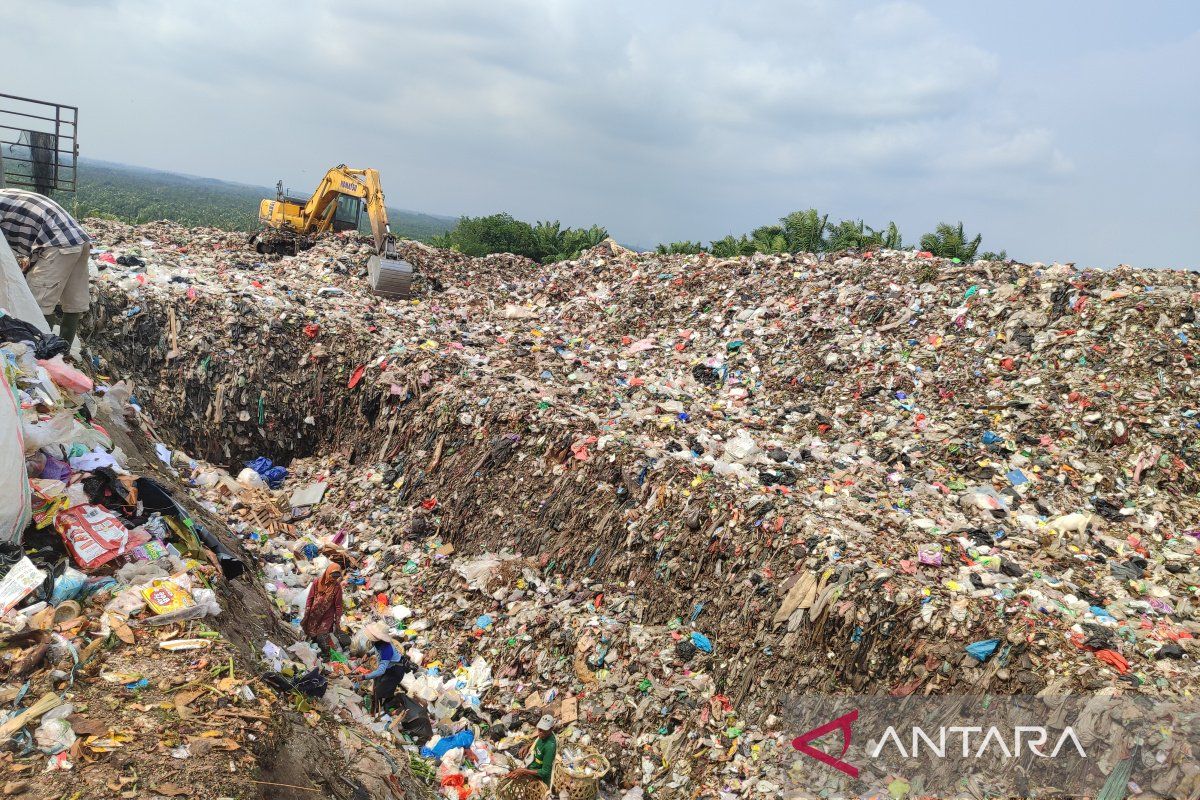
[{"left": 536, "top": 714, "right": 555, "bottom": 731}]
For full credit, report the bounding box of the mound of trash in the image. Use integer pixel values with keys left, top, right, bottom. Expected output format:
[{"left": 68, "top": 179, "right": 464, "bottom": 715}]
[{"left": 24, "top": 218, "right": 1200, "bottom": 797}]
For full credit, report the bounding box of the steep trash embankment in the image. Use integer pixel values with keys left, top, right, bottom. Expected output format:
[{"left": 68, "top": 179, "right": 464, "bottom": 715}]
[{"left": 80, "top": 219, "right": 1200, "bottom": 797}]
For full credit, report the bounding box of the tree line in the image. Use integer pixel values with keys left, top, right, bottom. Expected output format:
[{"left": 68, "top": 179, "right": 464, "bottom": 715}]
[
  {"left": 432, "top": 209, "right": 1007, "bottom": 264},
  {"left": 430, "top": 213, "right": 610, "bottom": 263},
  {"left": 657, "top": 211, "right": 1006, "bottom": 262}
]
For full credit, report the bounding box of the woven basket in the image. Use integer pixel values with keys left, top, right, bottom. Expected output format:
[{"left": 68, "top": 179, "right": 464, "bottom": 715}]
[
  {"left": 553, "top": 750, "right": 610, "bottom": 800},
  {"left": 495, "top": 776, "right": 549, "bottom": 800}
]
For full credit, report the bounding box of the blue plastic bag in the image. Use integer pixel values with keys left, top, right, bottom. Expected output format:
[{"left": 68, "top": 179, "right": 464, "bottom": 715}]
[
  {"left": 246, "top": 456, "right": 289, "bottom": 489},
  {"left": 691, "top": 632, "right": 713, "bottom": 653},
  {"left": 965, "top": 639, "right": 1000, "bottom": 662},
  {"left": 420, "top": 729, "right": 475, "bottom": 760}
]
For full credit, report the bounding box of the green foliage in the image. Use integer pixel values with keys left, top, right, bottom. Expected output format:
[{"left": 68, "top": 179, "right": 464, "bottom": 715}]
[
  {"left": 827, "top": 219, "right": 905, "bottom": 251},
  {"left": 826, "top": 219, "right": 870, "bottom": 251},
  {"left": 433, "top": 214, "right": 608, "bottom": 263},
  {"left": 439, "top": 213, "right": 539, "bottom": 258},
  {"left": 979, "top": 250, "right": 1008, "bottom": 261},
  {"left": 673, "top": 209, "right": 907, "bottom": 259},
  {"left": 919, "top": 221, "right": 982, "bottom": 261},
  {"left": 780, "top": 209, "right": 829, "bottom": 253},
  {"left": 877, "top": 221, "right": 904, "bottom": 250},
  {"left": 749, "top": 225, "right": 789, "bottom": 254},
  {"left": 62, "top": 160, "right": 456, "bottom": 242},
  {"left": 709, "top": 235, "right": 758, "bottom": 258},
  {"left": 655, "top": 240, "right": 706, "bottom": 255}
]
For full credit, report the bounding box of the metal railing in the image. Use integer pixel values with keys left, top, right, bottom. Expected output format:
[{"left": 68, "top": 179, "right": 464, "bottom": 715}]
[{"left": 0, "top": 92, "right": 78, "bottom": 195}]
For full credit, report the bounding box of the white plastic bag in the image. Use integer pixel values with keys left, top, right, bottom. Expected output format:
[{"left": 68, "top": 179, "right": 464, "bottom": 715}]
[
  {"left": 35, "top": 705, "right": 75, "bottom": 754},
  {"left": 21, "top": 412, "right": 75, "bottom": 454},
  {"left": 237, "top": 467, "right": 268, "bottom": 490}
]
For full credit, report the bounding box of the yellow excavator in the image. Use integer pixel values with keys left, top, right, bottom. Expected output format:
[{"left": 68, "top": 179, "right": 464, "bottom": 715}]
[{"left": 253, "top": 165, "right": 414, "bottom": 297}]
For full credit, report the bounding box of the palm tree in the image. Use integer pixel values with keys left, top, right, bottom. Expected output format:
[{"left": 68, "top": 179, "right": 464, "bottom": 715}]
[
  {"left": 781, "top": 209, "right": 828, "bottom": 253},
  {"left": 871, "top": 221, "right": 903, "bottom": 250},
  {"left": 533, "top": 220, "right": 567, "bottom": 262},
  {"left": 827, "top": 219, "right": 869, "bottom": 251},
  {"left": 749, "top": 225, "right": 788, "bottom": 254},
  {"left": 920, "top": 222, "right": 982, "bottom": 261},
  {"left": 655, "top": 241, "right": 706, "bottom": 255}
]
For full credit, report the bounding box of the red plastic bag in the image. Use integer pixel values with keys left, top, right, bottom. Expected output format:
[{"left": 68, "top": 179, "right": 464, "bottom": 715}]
[{"left": 55, "top": 504, "right": 149, "bottom": 571}]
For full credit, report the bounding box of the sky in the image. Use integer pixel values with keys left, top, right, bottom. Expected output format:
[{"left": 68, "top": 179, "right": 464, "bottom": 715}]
[{"left": 6, "top": 0, "right": 1199, "bottom": 266}]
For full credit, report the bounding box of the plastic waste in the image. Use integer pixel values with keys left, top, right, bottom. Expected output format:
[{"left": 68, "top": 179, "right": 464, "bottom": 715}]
[
  {"left": 37, "top": 355, "right": 93, "bottom": 393},
  {"left": 420, "top": 728, "right": 475, "bottom": 760},
  {"left": 35, "top": 704, "right": 76, "bottom": 754}
]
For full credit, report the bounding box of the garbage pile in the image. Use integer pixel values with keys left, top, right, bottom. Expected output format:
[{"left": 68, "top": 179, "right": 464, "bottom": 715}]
[
  {"left": 77, "top": 218, "right": 1200, "bottom": 797},
  {"left": 0, "top": 316, "right": 283, "bottom": 797}
]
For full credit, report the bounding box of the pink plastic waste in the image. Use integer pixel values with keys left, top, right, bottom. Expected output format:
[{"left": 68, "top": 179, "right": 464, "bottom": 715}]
[{"left": 38, "top": 355, "right": 93, "bottom": 393}]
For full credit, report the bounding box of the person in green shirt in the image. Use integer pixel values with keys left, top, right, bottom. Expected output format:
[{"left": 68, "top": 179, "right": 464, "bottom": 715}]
[{"left": 511, "top": 714, "right": 557, "bottom": 786}]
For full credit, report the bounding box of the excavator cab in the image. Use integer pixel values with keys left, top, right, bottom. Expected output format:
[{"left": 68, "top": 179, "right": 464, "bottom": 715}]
[{"left": 330, "top": 194, "right": 363, "bottom": 233}]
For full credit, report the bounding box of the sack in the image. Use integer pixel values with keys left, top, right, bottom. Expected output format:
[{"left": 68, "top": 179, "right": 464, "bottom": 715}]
[
  {"left": 0, "top": 366, "right": 30, "bottom": 543},
  {"left": 0, "top": 235, "right": 50, "bottom": 334},
  {"left": 55, "top": 504, "right": 150, "bottom": 570},
  {"left": 22, "top": 412, "right": 76, "bottom": 453}
]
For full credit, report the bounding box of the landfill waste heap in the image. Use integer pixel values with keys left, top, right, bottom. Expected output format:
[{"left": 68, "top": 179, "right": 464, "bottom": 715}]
[{"left": 2, "top": 217, "right": 1199, "bottom": 799}]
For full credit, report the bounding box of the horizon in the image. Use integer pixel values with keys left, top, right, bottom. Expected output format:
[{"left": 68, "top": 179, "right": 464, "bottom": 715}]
[{"left": 7, "top": 1, "right": 1199, "bottom": 268}]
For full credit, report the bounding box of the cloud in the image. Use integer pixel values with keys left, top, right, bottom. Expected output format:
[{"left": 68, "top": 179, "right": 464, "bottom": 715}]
[{"left": 6, "top": 0, "right": 1196, "bottom": 265}]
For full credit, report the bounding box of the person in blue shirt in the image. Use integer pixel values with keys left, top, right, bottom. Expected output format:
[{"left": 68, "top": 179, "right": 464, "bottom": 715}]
[{"left": 361, "top": 622, "right": 415, "bottom": 714}]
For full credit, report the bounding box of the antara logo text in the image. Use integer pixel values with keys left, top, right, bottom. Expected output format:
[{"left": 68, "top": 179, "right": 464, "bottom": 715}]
[{"left": 791, "top": 709, "right": 1087, "bottom": 779}]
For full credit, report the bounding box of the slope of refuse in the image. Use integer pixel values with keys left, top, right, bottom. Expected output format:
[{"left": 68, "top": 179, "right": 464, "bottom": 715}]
[
  {"left": 0, "top": 332, "right": 431, "bottom": 797},
  {"left": 78, "top": 219, "right": 1200, "bottom": 797}
]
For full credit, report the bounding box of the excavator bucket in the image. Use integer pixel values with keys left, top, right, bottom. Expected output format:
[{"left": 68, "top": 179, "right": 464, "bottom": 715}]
[{"left": 367, "top": 253, "right": 415, "bottom": 299}]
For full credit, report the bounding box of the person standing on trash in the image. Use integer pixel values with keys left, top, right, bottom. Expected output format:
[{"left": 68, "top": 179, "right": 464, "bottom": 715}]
[
  {"left": 360, "top": 621, "right": 416, "bottom": 714},
  {"left": 0, "top": 189, "right": 91, "bottom": 346},
  {"left": 510, "top": 714, "right": 557, "bottom": 786},
  {"left": 301, "top": 563, "right": 345, "bottom": 657}
]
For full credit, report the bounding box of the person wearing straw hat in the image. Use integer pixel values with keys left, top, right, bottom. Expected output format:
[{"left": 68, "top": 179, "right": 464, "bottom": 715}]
[
  {"left": 510, "top": 714, "right": 557, "bottom": 786},
  {"left": 360, "top": 621, "right": 416, "bottom": 714}
]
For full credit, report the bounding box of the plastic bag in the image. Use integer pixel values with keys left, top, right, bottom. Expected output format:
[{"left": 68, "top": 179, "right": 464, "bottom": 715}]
[
  {"left": 55, "top": 505, "right": 150, "bottom": 571},
  {"left": 37, "top": 355, "right": 93, "bottom": 393},
  {"left": 97, "top": 380, "right": 133, "bottom": 429},
  {"left": 35, "top": 705, "right": 76, "bottom": 754},
  {"left": 420, "top": 728, "right": 475, "bottom": 760},
  {"left": 21, "top": 413, "right": 75, "bottom": 455},
  {"left": 142, "top": 587, "right": 220, "bottom": 626},
  {"left": 237, "top": 467, "right": 268, "bottom": 490},
  {"left": 142, "top": 579, "right": 195, "bottom": 614},
  {"left": 49, "top": 566, "right": 86, "bottom": 605},
  {"left": 103, "top": 585, "right": 148, "bottom": 618},
  {"left": 288, "top": 641, "right": 319, "bottom": 670},
  {"left": 262, "top": 641, "right": 285, "bottom": 671}
]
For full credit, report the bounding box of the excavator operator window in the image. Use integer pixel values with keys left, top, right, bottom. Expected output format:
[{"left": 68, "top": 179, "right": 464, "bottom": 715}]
[{"left": 332, "top": 194, "right": 363, "bottom": 232}]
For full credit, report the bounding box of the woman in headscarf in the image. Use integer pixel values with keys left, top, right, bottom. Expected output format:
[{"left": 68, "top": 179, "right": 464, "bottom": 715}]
[{"left": 302, "top": 564, "right": 345, "bottom": 657}]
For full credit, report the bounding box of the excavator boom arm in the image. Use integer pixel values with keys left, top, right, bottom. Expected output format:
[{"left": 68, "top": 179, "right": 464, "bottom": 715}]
[{"left": 295, "top": 166, "right": 391, "bottom": 252}]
